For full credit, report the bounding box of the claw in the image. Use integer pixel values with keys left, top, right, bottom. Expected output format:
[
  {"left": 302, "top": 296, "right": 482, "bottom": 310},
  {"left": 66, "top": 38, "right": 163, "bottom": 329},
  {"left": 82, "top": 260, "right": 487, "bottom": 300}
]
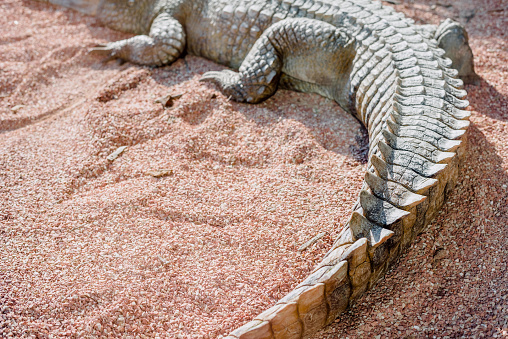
[
  {"left": 43, "top": 0, "right": 100, "bottom": 15},
  {"left": 89, "top": 43, "right": 110, "bottom": 50},
  {"left": 199, "top": 71, "right": 222, "bottom": 82},
  {"left": 199, "top": 70, "right": 238, "bottom": 84},
  {"left": 89, "top": 44, "right": 119, "bottom": 63},
  {"left": 199, "top": 70, "right": 249, "bottom": 102},
  {"left": 199, "top": 70, "right": 241, "bottom": 90},
  {"left": 89, "top": 44, "right": 114, "bottom": 55}
]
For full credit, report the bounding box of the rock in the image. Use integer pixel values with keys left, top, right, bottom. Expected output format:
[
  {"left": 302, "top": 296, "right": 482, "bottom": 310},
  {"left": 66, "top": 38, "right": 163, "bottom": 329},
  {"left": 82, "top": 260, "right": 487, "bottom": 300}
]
[
  {"left": 106, "top": 146, "right": 128, "bottom": 161},
  {"left": 147, "top": 169, "right": 174, "bottom": 178},
  {"left": 11, "top": 105, "right": 25, "bottom": 113}
]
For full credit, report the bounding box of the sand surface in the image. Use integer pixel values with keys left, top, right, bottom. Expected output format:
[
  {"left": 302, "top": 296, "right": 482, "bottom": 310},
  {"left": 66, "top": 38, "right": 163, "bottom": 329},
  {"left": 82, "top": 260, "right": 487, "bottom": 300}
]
[{"left": 0, "top": 0, "right": 506, "bottom": 338}]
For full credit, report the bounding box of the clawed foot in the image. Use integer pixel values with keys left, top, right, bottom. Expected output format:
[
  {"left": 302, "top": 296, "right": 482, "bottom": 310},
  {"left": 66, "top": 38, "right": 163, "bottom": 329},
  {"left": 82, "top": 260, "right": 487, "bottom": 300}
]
[{"left": 200, "top": 70, "right": 251, "bottom": 102}]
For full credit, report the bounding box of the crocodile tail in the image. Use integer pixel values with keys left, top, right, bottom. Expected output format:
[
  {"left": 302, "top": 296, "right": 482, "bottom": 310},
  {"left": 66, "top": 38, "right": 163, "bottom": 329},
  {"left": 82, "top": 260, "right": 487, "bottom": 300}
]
[
  {"left": 226, "top": 3, "right": 470, "bottom": 338},
  {"left": 347, "top": 13, "right": 470, "bottom": 295}
]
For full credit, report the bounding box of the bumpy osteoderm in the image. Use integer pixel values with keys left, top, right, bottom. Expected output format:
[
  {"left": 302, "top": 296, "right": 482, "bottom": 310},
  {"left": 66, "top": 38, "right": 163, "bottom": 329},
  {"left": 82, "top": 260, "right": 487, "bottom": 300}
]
[{"left": 36, "top": 0, "right": 475, "bottom": 337}]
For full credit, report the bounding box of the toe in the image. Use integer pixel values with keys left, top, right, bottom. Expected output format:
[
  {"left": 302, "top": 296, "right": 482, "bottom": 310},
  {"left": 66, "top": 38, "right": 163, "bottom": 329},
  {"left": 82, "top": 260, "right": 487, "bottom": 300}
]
[
  {"left": 199, "top": 71, "right": 224, "bottom": 83},
  {"left": 89, "top": 43, "right": 120, "bottom": 62}
]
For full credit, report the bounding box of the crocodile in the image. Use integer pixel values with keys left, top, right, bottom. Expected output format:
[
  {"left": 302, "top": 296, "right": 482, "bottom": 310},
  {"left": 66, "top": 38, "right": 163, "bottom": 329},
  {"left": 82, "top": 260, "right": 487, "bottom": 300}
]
[{"left": 36, "top": 0, "right": 478, "bottom": 337}]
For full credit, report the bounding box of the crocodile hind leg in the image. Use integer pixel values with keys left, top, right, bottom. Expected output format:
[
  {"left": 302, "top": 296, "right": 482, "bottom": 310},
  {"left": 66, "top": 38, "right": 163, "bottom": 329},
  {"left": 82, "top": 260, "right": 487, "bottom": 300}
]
[
  {"left": 418, "top": 19, "right": 479, "bottom": 84},
  {"left": 90, "top": 13, "right": 186, "bottom": 66},
  {"left": 200, "top": 18, "right": 355, "bottom": 104}
]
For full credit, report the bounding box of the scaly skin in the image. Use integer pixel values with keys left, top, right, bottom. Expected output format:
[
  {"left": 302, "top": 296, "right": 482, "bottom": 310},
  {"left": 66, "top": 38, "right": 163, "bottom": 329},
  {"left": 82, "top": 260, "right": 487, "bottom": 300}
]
[{"left": 37, "top": 0, "right": 477, "bottom": 337}]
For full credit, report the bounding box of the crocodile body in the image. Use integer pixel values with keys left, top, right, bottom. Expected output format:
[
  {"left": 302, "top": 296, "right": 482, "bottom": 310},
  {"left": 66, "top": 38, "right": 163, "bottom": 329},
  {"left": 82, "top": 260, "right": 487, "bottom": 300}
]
[{"left": 39, "top": 0, "right": 477, "bottom": 337}]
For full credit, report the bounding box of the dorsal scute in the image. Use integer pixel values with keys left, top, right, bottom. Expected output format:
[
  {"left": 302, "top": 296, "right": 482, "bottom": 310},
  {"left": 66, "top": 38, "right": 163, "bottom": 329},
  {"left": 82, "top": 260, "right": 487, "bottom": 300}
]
[
  {"left": 377, "top": 140, "right": 448, "bottom": 178},
  {"left": 386, "top": 118, "right": 462, "bottom": 152},
  {"left": 349, "top": 211, "right": 394, "bottom": 248},
  {"left": 390, "top": 111, "right": 467, "bottom": 140},
  {"left": 371, "top": 154, "right": 438, "bottom": 194},
  {"left": 365, "top": 171, "right": 427, "bottom": 209},
  {"left": 382, "top": 129, "right": 455, "bottom": 164},
  {"left": 359, "top": 190, "right": 410, "bottom": 227}
]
